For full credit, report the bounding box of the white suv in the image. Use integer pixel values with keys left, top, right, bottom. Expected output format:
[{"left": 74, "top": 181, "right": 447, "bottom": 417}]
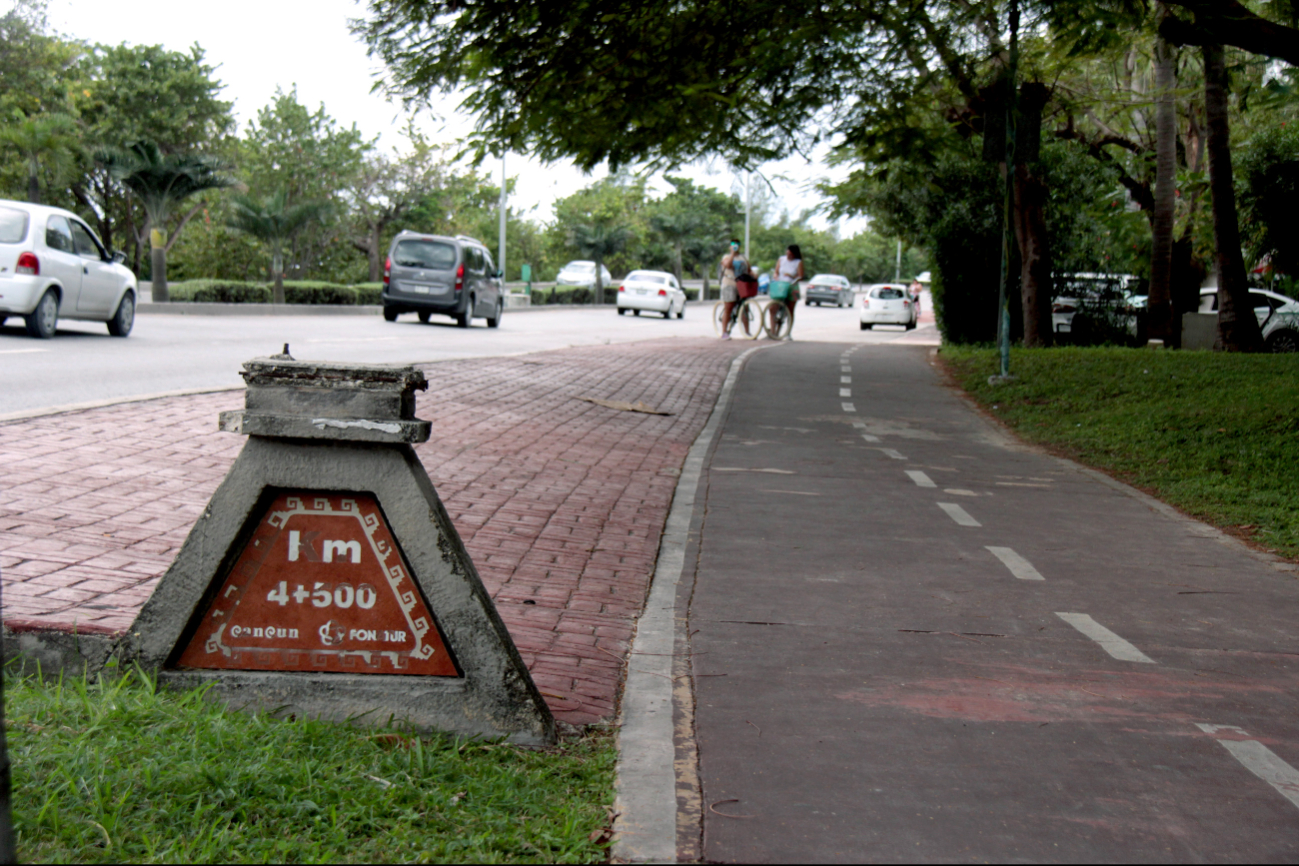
[{"left": 0, "top": 200, "right": 138, "bottom": 338}]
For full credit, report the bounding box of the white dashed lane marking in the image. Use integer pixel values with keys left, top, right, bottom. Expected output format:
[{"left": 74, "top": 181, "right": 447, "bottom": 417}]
[
  {"left": 839, "top": 388, "right": 852, "bottom": 398},
  {"left": 986, "top": 546, "right": 1045, "bottom": 581},
  {"left": 937, "top": 502, "right": 981, "bottom": 527},
  {"left": 1055, "top": 612, "right": 1156, "bottom": 663},
  {"left": 852, "top": 422, "right": 880, "bottom": 442},
  {"left": 840, "top": 376, "right": 851, "bottom": 384},
  {"left": 840, "top": 366, "right": 851, "bottom": 373},
  {"left": 905, "top": 470, "right": 936, "bottom": 488},
  {"left": 842, "top": 402, "right": 856, "bottom": 412},
  {"left": 1196, "top": 724, "right": 1299, "bottom": 811},
  {"left": 881, "top": 448, "right": 907, "bottom": 460}
]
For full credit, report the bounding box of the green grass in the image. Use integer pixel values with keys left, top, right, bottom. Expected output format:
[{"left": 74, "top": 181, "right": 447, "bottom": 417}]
[
  {"left": 942, "top": 346, "right": 1299, "bottom": 559},
  {"left": 7, "top": 668, "right": 615, "bottom": 863}
]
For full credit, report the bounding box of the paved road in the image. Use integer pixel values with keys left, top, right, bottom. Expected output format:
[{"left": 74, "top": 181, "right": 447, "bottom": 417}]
[
  {"left": 0, "top": 301, "right": 935, "bottom": 415},
  {"left": 684, "top": 341, "right": 1299, "bottom": 862}
]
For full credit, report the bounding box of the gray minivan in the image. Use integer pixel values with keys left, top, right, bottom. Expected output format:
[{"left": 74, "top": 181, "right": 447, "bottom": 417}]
[{"left": 382, "top": 232, "right": 504, "bottom": 328}]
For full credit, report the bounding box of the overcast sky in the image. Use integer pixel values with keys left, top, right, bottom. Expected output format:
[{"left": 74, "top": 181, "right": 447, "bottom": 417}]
[{"left": 44, "top": 0, "right": 865, "bottom": 234}]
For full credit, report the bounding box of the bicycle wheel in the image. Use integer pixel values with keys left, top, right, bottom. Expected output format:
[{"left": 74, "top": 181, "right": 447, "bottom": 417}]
[
  {"left": 711, "top": 301, "right": 728, "bottom": 335},
  {"left": 768, "top": 302, "right": 792, "bottom": 339},
  {"left": 734, "top": 297, "right": 763, "bottom": 339}
]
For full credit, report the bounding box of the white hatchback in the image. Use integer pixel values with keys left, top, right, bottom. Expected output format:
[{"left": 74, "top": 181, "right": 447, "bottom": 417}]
[
  {"left": 0, "top": 200, "right": 138, "bottom": 338},
  {"left": 616, "top": 270, "right": 687, "bottom": 319},
  {"left": 859, "top": 283, "right": 917, "bottom": 330}
]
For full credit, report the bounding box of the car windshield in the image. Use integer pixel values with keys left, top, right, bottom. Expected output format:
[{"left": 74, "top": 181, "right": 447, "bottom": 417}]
[
  {"left": 0, "top": 207, "right": 29, "bottom": 244},
  {"left": 627, "top": 272, "right": 668, "bottom": 284},
  {"left": 393, "top": 240, "right": 456, "bottom": 269},
  {"left": 810, "top": 275, "right": 842, "bottom": 285},
  {"left": 874, "top": 288, "right": 905, "bottom": 299},
  {"left": 565, "top": 262, "right": 595, "bottom": 272}
]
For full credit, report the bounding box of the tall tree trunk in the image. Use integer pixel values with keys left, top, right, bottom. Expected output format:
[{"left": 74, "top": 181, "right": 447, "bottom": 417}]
[
  {"left": 1149, "top": 26, "right": 1178, "bottom": 343},
  {"left": 1203, "top": 43, "right": 1263, "bottom": 352},
  {"left": 150, "top": 228, "right": 169, "bottom": 303},
  {"left": 1013, "top": 163, "right": 1053, "bottom": 347}
]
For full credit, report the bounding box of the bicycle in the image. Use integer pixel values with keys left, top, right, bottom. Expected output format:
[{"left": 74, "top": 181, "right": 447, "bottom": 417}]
[
  {"left": 712, "top": 296, "right": 767, "bottom": 339},
  {"left": 766, "top": 299, "right": 793, "bottom": 340}
]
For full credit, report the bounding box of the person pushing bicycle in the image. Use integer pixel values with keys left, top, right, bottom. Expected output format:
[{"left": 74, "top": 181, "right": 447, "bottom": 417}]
[
  {"left": 768, "top": 244, "right": 804, "bottom": 340},
  {"left": 718, "top": 239, "right": 754, "bottom": 340}
]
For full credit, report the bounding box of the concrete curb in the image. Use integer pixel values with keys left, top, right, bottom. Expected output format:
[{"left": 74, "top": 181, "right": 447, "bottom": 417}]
[
  {"left": 0, "top": 385, "right": 244, "bottom": 424},
  {"left": 136, "top": 300, "right": 717, "bottom": 316},
  {"left": 612, "top": 344, "right": 768, "bottom": 863}
]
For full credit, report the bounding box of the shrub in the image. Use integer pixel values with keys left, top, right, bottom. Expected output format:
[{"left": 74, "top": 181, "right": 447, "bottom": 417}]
[
  {"left": 167, "top": 280, "right": 271, "bottom": 303},
  {"left": 281, "top": 281, "right": 358, "bottom": 305},
  {"left": 354, "top": 283, "right": 383, "bottom": 305}
]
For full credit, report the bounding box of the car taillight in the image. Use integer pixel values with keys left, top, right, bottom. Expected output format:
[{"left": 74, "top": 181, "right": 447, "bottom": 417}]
[
  {"left": 383, "top": 256, "right": 390, "bottom": 288},
  {"left": 16, "top": 252, "right": 38, "bottom": 276},
  {"left": 1053, "top": 303, "right": 1075, "bottom": 313},
  {"left": 455, "top": 263, "right": 464, "bottom": 293},
  {"left": 618, "top": 285, "right": 626, "bottom": 293},
  {"left": 862, "top": 299, "right": 870, "bottom": 308},
  {"left": 657, "top": 289, "right": 667, "bottom": 296},
  {"left": 903, "top": 299, "right": 910, "bottom": 306}
]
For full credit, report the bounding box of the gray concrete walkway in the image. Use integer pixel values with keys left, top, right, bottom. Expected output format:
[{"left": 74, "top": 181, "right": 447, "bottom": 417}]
[{"left": 678, "top": 341, "right": 1299, "bottom": 862}]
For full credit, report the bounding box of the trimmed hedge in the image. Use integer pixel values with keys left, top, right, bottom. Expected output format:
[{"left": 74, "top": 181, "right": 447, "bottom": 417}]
[{"left": 165, "top": 280, "right": 383, "bottom": 305}]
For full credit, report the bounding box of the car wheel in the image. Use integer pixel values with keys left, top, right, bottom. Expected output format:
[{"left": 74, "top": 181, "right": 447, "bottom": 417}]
[
  {"left": 456, "top": 296, "right": 474, "bottom": 328},
  {"left": 487, "top": 299, "right": 503, "bottom": 328},
  {"left": 383, "top": 306, "right": 399, "bottom": 322},
  {"left": 633, "top": 309, "right": 640, "bottom": 316},
  {"left": 677, "top": 302, "right": 685, "bottom": 320},
  {"left": 25, "top": 289, "right": 58, "bottom": 339},
  {"left": 905, "top": 317, "right": 916, "bottom": 331},
  {"left": 618, "top": 307, "right": 626, "bottom": 315},
  {"left": 107, "top": 291, "right": 135, "bottom": 337},
  {"left": 861, "top": 322, "right": 872, "bottom": 331},
  {"left": 1266, "top": 329, "right": 1299, "bottom": 353},
  {"left": 418, "top": 311, "right": 430, "bottom": 323}
]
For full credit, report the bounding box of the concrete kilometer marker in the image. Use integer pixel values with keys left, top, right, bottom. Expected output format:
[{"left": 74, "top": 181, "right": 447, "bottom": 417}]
[{"left": 120, "top": 354, "right": 555, "bottom": 744}]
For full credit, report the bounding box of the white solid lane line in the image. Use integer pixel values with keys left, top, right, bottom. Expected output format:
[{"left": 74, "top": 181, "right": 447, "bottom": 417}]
[
  {"left": 0, "top": 348, "right": 47, "bottom": 355},
  {"left": 881, "top": 448, "right": 907, "bottom": 460},
  {"left": 905, "top": 470, "right": 937, "bottom": 488},
  {"left": 1055, "top": 612, "right": 1155, "bottom": 663},
  {"left": 1196, "top": 724, "right": 1299, "bottom": 811},
  {"left": 986, "top": 546, "right": 1045, "bottom": 581},
  {"left": 839, "top": 388, "right": 852, "bottom": 398},
  {"left": 937, "top": 502, "right": 981, "bottom": 526},
  {"left": 842, "top": 402, "right": 856, "bottom": 412}
]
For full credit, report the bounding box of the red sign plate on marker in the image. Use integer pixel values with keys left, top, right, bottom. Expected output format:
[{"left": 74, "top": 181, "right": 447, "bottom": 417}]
[{"left": 177, "top": 493, "right": 459, "bottom": 676}]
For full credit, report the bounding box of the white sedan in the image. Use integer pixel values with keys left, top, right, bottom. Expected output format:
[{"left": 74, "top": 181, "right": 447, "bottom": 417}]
[
  {"left": 616, "top": 270, "right": 687, "bottom": 319},
  {"left": 859, "top": 283, "right": 917, "bottom": 330}
]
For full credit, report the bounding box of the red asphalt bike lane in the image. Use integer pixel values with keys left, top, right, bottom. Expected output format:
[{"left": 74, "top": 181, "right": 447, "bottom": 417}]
[
  {"left": 682, "top": 341, "right": 1299, "bottom": 862},
  {"left": 0, "top": 337, "right": 749, "bottom": 726}
]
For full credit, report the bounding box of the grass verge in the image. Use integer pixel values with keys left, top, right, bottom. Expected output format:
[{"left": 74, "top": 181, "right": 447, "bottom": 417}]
[
  {"left": 7, "top": 668, "right": 615, "bottom": 863},
  {"left": 941, "top": 345, "right": 1299, "bottom": 560}
]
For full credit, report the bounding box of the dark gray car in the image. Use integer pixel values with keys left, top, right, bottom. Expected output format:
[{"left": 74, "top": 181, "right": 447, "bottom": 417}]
[{"left": 382, "top": 232, "right": 504, "bottom": 328}]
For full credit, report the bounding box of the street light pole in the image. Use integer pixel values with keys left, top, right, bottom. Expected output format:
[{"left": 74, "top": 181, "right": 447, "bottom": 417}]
[
  {"left": 994, "top": 0, "right": 1020, "bottom": 380},
  {"left": 895, "top": 240, "right": 902, "bottom": 282},
  {"left": 744, "top": 171, "right": 751, "bottom": 258},
  {"left": 499, "top": 153, "right": 507, "bottom": 283}
]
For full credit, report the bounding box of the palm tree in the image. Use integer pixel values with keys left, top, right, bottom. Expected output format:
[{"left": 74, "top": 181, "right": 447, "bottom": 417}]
[
  {"left": 226, "top": 192, "right": 330, "bottom": 304},
  {"left": 649, "top": 211, "right": 698, "bottom": 284},
  {"left": 571, "top": 220, "right": 630, "bottom": 304},
  {"left": 98, "top": 142, "right": 235, "bottom": 302},
  {"left": 0, "top": 113, "right": 80, "bottom": 204}
]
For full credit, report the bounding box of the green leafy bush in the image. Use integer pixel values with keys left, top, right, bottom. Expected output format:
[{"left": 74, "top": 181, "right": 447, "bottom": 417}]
[
  {"left": 354, "top": 283, "right": 383, "bottom": 305},
  {"left": 167, "top": 280, "right": 271, "bottom": 303},
  {"left": 280, "top": 281, "right": 358, "bottom": 305},
  {"left": 1238, "top": 123, "right": 1299, "bottom": 277}
]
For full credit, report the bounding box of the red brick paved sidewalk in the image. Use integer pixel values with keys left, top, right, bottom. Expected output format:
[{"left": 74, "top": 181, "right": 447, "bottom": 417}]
[{"left": 0, "top": 337, "right": 748, "bottom": 725}]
